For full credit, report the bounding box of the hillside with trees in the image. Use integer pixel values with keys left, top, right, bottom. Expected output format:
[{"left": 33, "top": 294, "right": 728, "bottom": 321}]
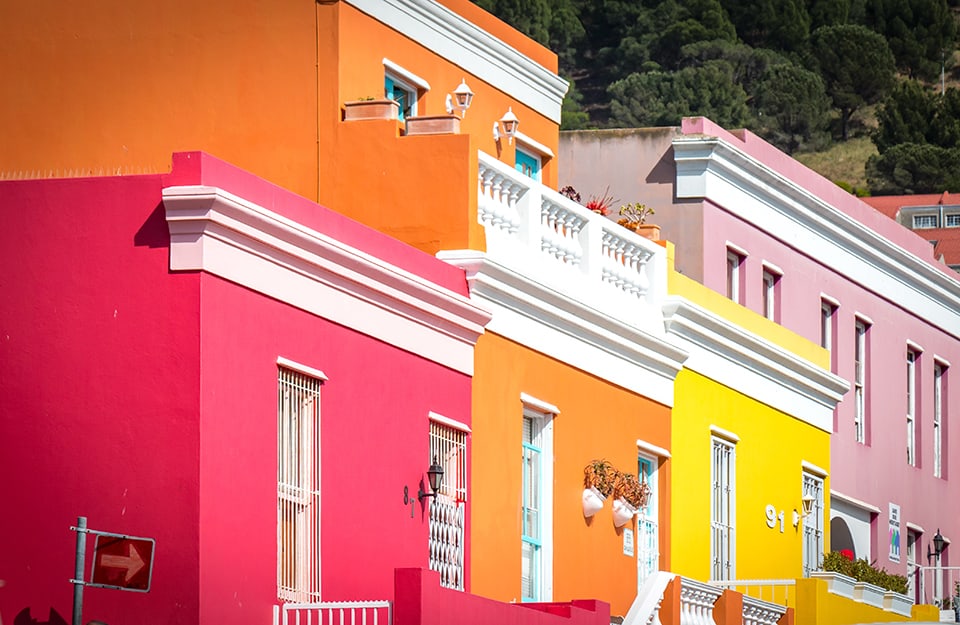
[{"left": 473, "top": 0, "right": 960, "bottom": 194}]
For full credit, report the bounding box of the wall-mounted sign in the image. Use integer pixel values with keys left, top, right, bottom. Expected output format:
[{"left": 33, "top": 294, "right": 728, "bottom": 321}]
[
  {"left": 623, "top": 527, "right": 635, "bottom": 557},
  {"left": 889, "top": 503, "right": 901, "bottom": 563}
]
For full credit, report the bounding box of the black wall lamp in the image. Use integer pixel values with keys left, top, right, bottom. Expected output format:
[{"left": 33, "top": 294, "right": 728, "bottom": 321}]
[
  {"left": 418, "top": 458, "right": 445, "bottom": 502},
  {"left": 928, "top": 528, "right": 946, "bottom": 564}
]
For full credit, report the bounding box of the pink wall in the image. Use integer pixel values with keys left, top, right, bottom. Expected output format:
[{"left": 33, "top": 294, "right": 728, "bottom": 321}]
[
  {"left": 0, "top": 174, "right": 203, "bottom": 623},
  {"left": 0, "top": 152, "right": 476, "bottom": 624}
]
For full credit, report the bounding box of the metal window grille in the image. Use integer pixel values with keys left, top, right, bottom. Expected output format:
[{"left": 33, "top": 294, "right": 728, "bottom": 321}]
[
  {"left": 521, "top": 415, "right": 542, "bottom": 601},
  {"left": 278, "top": 368, "right": 322, "bottom": 602},
  {"left": 912, "top": 214, "right": 939, "bottom": 229},
  {"left": 637, "top": 456, "right": 659, "bottom": 585},
  {"left": 935, "top": 364, "right": 944, "bottom": 477},
  {"left": 711, "top": 437, "right": 736, "bottom": 581},
  {"left": 801, "top": 473, "right": 824, "bottom": 577},
  {"left": 907, "top": 350, "right": 917, "bottom": 466},
  {"left": 428, "top": 420, "right": 466, "bottom": 590},
  {"left": 947, "top": 214, "right": 960, "bottom": 227},
  {"left": 854, "top": 322, "right": 867, "bottom": 443}
]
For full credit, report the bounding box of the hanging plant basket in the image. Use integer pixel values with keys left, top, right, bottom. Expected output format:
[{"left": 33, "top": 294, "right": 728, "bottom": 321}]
[
  {"left": 612, "top": 497, "right": 638, "bottom": 528},
  {"left": 582, "top": 486, "right": 606, "bottom": 518}
]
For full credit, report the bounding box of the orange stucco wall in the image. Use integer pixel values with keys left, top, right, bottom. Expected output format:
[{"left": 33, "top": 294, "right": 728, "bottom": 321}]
[
  {"left": 471, "top": 333, "right": 672, "bottom": 617},
  {"left": 1, "top": 0, "right": 319, "bottom": 199},
  {"left": 316, "top": 2, "right": 560, "bottom": 253}
]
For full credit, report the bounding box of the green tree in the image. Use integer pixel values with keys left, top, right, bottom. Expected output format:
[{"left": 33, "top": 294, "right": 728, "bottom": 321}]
[
  {"left": 723, "top": 0, "right": 811, "bottom": 52},
  {"left": 863, "top": 0, "right": 956, "bottom": 80},
  {"left": 808, "top": 0, "right": 852, "bottom": 30},
  {"left": 607, "top": 61, "right": 750, "bottom": 128},
  {"left": 866, "top": 142, "right": 960, "bottom": 193},
  {"left": 872, "top": 80, "right": 940, "bottom": 152},
  {"left": 811, "top": 24, "right": 896, "bottom": 140},
  {"left": 753, "top": 64, "right": 831, "bottom": 153}
]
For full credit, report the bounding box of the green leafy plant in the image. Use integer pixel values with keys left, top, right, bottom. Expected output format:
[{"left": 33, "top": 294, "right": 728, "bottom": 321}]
[
  {"left": 583, "top": 459, "right": 616, "bottom": 497},
  {"left": 618, "top": 202, "right": 655, "bottom": 226},
  {"left": 613, "top": 472, "right": 651, "bottom": 508},
  {"left": 821, "top": 551, "right": 908, "bottom": 594}
]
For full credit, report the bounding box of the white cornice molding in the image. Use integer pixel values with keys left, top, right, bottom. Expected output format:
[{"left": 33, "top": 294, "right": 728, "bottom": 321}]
[
  {"left": 345, "top": 0, "right": 568, "bottom": 122},
  {"left": 662, "top": 296, "right": 849, "bottom": 432},
  {"left": 673, "top": 137, "right": 960, "bottom": 339},
  {"left": 163, "top": 185, "right": 491, "bottom": 375},
  {"left": 830, "top": 489, "right": 881, "bottom": 515},
  {"left": 438, "top": 250, "right": 688, "bottom": 406}
]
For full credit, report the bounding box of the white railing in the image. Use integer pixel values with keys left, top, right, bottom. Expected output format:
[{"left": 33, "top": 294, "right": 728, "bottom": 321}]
[
  {"left": 623, "top": 571, "right": 675, "bottom": 625},
  {"left": 273, "top": 601, "right": 392, "bottom": 625},
  {"left": 679, "top": 577, "right": 724, "bottom": 625},
  {"left": 741, "top": 595, "right": 788, "bottom": 625},
  {"left": 477, "top": 152, "right": 665, "bottom": 321},
  {"left": 919, "top": 565, "right": 960, "bottom": 607},
  {"left": 708, "top": 579, "right": 796, "bottom": 607}
]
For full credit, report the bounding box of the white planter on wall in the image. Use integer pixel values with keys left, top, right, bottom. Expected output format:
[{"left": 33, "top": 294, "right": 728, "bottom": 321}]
[
  {"left": 810, "top": 571, "right": 856, "bottom": 599},
  {"left": 881, "top": 590, "right": 913, "bottom": 616},
  {"left": 852, "top": 581, "right": 886, "bottom": 608},
  {"left": 612, "top": 498, "right": 638, "bottom": 528},
  {"left": 582, "top": 487, "right": 605, "bottom": 518}
]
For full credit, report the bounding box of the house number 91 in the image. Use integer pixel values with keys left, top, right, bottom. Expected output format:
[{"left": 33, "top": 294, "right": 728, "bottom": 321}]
[{"left": 765, "top": 504, "right": 785, "bottom": 533}]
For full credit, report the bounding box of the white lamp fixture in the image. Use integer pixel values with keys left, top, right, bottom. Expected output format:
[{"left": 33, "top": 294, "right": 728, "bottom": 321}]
[
  {"left": 793, "top": 494, "right": 816, "bottom": 527},
  {"left": 445, "top": 79, "right": 474, "bottom": 118},
  {"left": 493, "top": 107, "right": 519, "bottom": 144}
]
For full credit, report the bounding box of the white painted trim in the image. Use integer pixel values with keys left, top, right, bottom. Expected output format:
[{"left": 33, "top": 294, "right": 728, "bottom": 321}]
[
  {"left": 761, "top": 260, "right": 783, "bottom": 276},
  {"left": 515, "top": 131, "right": 554, "bottom": 159},
  {"left": 277, "top": 356, "right": 329, "bottom": 382},
  {"left": 439, "top": 250, "right": 687, "bottom": 406},
  {"left": 382, "top": 58, "right": 431, "bottom": 92},
  {"left": 428, "top": 411, "right": 471, "bottom": 433},
  {"left": 636, "top": 439, "right": 671, "bottom": 460},
  {"left": 801, "top": 460, "right": 828, "bottom": 478},
  {"left": 164, "top": 185, "right": 492, "bottom": 376},
  {"left": 935, "top": 356, "right": 952, "bottom": 368},
  {"left": 520, "top": 392, "right": 560, "bottom": 416},
  {"left": 830, "top": 490, "right": 881, "bottom": 515},
  {"left": 906, "top": 340, "right": 924, "bottom": 353},
  {"left": 663, "top": 296, "right": 849, "bottom": 432},
  {"left": 820, "top": 293, "right": 840, "bottom": 309},
  {"left": 907, "top": 522, "right": 925, "bottom": 534},
  {"left": 346, "top": 0, "right": 569, "bottom": 122},
  {"left": 674, "top": 136, "right": 960, "bottom": 339},
  {"left": 725, "top": 241, "right": 749, "bottom": 258},
  {"left": 710, "top": 425, "right": 740, "bottom": 443}
]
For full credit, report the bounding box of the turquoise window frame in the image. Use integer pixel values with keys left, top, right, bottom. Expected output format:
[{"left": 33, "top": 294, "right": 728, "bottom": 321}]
[
  {"left": 521, "top": 423, "right": 542, "bottom": 602},
  {"left": 384, "top": 75, "right": 415, "bottom": 121},
  {"left": 515, "top": 148, "right": 541, "bottom": 182}
]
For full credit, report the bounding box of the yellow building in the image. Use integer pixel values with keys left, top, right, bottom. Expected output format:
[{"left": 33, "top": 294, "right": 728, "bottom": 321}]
[{"left": 664, "top": 251, "right": 848, "bottom": 583}]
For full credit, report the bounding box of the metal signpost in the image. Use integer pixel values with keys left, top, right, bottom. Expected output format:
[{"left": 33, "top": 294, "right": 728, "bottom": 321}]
[{"left": 70, "top": 516, "right": 156, "bottom": 625}]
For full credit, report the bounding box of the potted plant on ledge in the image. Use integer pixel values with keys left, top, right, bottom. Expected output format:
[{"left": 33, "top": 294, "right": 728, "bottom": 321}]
[
  {"left": 582, "top": 459, "right": 615, "bottom": 518},
  {"left": 343, "top": 97, "right": 400, "bottom": 121},
  {"left": 617, "top": 202, "right": 660, "bottom": 240}
]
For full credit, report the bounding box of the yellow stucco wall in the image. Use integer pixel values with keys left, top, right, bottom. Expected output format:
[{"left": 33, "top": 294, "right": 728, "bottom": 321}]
[
  {"left": 794, "top": 579, "right": 931, "bottom": 625},
  {"left": 667, "top": 250, "right": 833, "bottom": 582}
]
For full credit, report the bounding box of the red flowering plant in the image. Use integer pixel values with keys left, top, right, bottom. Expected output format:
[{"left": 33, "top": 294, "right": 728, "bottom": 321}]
[{"left": 585, "top": 187, "right": 617, "bottom": 216}]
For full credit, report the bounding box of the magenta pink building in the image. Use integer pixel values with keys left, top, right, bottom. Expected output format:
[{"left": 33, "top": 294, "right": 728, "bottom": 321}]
[
  {"left": 561, "top": 118, "right": 960, "bottom": 594},
  {"left": 0, "top": 152, "right": 610, "bottom": 625}
]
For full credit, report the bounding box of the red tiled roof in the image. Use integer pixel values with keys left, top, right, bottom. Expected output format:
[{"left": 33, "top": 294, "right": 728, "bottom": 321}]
[{"left": 862, "top": 192, "right": 956, "bottom": 218}]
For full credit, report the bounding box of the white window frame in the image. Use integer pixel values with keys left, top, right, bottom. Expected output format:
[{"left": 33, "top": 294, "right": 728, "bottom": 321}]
[
  {"left": 762, "top": 263, "right": 782, "bottom": 321},
  {"left": 912, "top": 214, "right": 939, "bottom": 229},
  {"left": 277, "top": 362, "right": 325, "bottom": 602},
  {"left": 636, "top": 449, "right": 661, "bottom": 587},
  {"left": 726, "top": 244, "right": 747, "bottom": 305},
  {"left": 428, "top": 413, "right": 469, "bottom": 591},
  {"left": 854, "top": 318, "right": 869, "bottom": 444},
  {"left": 946, "top": 213, "right": 960, "bottom": 227},
  {"left": 907, "top": 348, "right": 919, "bottom": 466},
  {"left": 382, "top": 59, "right": 429, "bottom": 121},
  {"left": 820, "top": 296, "right": 839, "bottom": 370},
  {"left": 520, "top": 394, "right": 556, "bottom": 602},
  {"left": 935, "top": 360, "right": 947, "bottom": 478},
  {"left": 802, "top": 470, "right": 825, "bottom": 577},
  {"left": 711, "top": 432, "right": 736, "bottom": 581}
]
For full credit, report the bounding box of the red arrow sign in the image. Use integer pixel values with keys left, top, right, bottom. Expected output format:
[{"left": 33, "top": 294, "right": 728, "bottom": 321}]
[{"left": 91, "top": 535, "right": 154, "bottom": 592}]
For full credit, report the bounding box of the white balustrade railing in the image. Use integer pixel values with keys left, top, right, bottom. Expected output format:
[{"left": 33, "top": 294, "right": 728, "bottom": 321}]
[
  {"left": 477, "top": 151, "right": 664, "bottom": 317},
  {"left": 741, "top": 595, "right": 787, "bottom": 625},
  {"left": 623, "top": 571, "right": 676, "bottom": 625},
  {"left": 273, "top": 601, "right": 392, "bottom": 625},
  {"left": 679, "top": 577, "right": 723, "bottom": 625},
  {"left": 708, "top": 579, "right": 796, "bottom": 607},
  {"left": 918, "top": 565, "right": 960, "bottom": 607}
]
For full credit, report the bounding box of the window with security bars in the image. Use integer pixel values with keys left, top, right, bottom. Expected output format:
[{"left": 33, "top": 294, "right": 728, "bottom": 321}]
[
  {"left": 947, "top": 214, "right": 960, "bottom": 227},
  {"left": 637, "top": 455, "right": 659, "bottom": 586},
  {"left": 521, "top": 415, "right": 542, "bottom": 601},
  {"left": 912, "top": 214, "right": 939, "bottom": 229},
  {"left": 278, "top": 367, "right": 322, "bottom": 602},
  {"left": 802, "top": 472, "right": 824, "bottom": 577},
  {"left": 428, "top": 419, "right": 467, "bottom": 590},
  {"left": 711, "top": 437, "right": 736, "bottom": 581}
]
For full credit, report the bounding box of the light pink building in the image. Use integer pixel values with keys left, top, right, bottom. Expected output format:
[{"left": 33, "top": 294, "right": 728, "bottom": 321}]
[
  {"left": 560, "top": 118, "right": 960, "bottom": 593},
  {"left": 0, "top": 152, "right": 614, "bottom": 625}
]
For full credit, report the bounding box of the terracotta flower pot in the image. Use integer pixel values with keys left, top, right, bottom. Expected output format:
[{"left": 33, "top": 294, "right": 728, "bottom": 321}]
[{"left": 343, "top": 99, "right": 399, "bottom": 121}]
